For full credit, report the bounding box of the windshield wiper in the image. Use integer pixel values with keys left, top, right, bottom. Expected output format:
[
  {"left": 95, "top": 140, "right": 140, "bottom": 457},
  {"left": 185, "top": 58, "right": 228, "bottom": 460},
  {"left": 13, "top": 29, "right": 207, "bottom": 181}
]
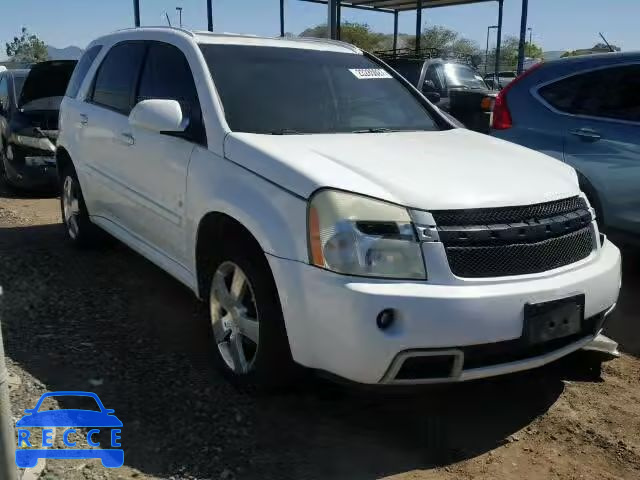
[
  {"left": 269, "top": 128, "right": 303, "bottom": 135},
  {"left": 352, "top": 128, "right": 395, "bottom": 133}
]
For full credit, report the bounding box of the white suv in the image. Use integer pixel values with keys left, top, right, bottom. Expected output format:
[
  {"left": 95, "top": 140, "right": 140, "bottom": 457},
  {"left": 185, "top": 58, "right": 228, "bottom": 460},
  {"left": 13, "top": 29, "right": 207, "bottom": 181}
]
[{"left": 57, "top": 28, "right": 621, "bottom": 387}]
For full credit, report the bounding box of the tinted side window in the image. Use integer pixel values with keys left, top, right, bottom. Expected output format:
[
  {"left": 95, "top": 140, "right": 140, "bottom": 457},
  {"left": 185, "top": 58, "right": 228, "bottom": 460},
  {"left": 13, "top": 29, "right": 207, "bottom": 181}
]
[
  {"left": 539, "top": 64, "right": 640, "bottom": 122},
  {"left": 389, "top": 61, "right": 421, "bottom": 86},
  {"left": 425, "top": 65, "right": 446, "bottom": 94},
  {"left": 137, "top": 42, "right": 205, "bottom": 144},
  {"left": 91, "top": 42, "right": 146, "bottom": 114},
  {"left": 66, "top": 45, "right": 102, "bottom": 98}
]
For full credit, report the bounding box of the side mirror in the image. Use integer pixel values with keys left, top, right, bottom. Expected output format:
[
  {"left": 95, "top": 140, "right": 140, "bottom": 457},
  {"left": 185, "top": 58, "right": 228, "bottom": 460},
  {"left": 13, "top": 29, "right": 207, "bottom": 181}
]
[
  {"left": 425, "top": 92, "right": 441, "bottom": 104},
  {"left": 129, "top": 99, "right": 188, "bottom": 133}
]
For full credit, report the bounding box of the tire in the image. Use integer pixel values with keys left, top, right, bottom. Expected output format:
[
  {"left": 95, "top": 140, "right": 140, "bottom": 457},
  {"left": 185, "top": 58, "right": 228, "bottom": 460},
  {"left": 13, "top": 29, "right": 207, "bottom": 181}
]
[
  {"left": 59, "top": 163, "right": 104, "bottom": 248},
  {"left": 0, "top": 140, "right": 16, "bottom": 190},
  {"left": 206, "top": 234, "right": 297, "bottom": 390}
]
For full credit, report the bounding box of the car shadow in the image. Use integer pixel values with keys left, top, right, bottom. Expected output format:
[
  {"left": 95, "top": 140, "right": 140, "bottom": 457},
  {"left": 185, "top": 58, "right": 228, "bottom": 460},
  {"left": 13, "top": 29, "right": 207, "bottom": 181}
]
[
  {"left": 604, "top": 245, "right": 640, "bottom": 357},
  {"left": 0, "top": 223, "right": 633, "bottom": 479},
  {"left": 0, "top": 180, "right": 59, "bottom": 200}
]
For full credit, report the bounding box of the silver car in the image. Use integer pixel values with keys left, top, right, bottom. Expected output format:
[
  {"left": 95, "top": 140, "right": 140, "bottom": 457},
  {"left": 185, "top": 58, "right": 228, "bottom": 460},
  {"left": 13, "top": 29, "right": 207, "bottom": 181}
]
[{"left": 491, "top": 52, "right": 640, "bottom": 245}]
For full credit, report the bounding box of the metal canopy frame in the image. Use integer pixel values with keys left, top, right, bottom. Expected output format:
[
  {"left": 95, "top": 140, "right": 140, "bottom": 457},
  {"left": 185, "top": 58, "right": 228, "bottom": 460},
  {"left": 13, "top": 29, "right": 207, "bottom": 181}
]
[
  {"left": 290, "top": 0, "right": 530, "bottom": 83},
  {"left": 129, "top": 0, "right": 529, "bottom": 79}
]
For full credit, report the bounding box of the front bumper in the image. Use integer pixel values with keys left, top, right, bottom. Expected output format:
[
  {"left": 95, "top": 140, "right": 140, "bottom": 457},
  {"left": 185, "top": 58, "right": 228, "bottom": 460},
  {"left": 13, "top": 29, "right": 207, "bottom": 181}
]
[
  {"left": 267, "top": 238, "right": 621, "bottom": 384},
  {"left": 4, "top": 143, "right": 58, "bottom": 190}
]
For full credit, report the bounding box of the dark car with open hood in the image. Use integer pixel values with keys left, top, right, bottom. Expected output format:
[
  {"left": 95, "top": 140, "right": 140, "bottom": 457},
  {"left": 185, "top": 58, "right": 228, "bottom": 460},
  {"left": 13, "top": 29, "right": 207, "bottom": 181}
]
[{"left": 0, "top": 60, "right": 76, "bottom": 191}]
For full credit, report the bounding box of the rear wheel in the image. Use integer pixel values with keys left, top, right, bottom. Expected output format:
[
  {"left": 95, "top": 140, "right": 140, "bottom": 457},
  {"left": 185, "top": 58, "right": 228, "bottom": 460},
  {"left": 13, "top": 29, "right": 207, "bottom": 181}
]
[
  {"left": 59, "top": 164, "right": 103, "bottom": 248},
  {"left": 207, "top": 236, "right": 297, "bottom": 390},
  {"left": 0, "top": 140, "right": 15, "bottom": 190}
]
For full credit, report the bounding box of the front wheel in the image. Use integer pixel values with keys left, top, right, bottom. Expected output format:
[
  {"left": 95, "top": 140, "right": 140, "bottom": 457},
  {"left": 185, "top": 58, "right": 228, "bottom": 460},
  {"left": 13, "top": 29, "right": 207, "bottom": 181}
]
[
  {"left": 207, "top": 239, "right": 297, "bottom": 390},
  {"left": 59, "top": 165, "right": 103, "bottom": 248}
]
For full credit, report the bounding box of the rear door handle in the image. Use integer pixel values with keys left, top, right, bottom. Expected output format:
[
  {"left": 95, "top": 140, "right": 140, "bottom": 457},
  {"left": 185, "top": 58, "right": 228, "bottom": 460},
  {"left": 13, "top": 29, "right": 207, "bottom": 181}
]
[
  {"left": 79, "top": 114, "right": 89, "bottom": 126},
  {"left": 570, "top": 128, "right": 601, "bottom": 141},
  {"left": 120, "top": 133, "right": 135, "bottom": 146}
]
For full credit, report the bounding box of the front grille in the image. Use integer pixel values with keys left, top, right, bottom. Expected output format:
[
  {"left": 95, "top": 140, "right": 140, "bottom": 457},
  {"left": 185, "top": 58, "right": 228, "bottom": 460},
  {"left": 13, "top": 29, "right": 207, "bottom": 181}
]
[
  {"left": 432, "top": 196, "right": 588, "bottom": 226},
  {"left": 433, "top": 196, "right": 596, "bottom": 278},
  {"left": 446, "top": 226, "right": 594, "bottom": 277}
]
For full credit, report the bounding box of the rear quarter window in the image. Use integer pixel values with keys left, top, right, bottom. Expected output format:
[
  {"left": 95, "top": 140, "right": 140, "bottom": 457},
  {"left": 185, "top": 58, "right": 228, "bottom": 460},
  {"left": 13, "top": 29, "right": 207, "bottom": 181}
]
[
  {"left": 538, "top": 64, "right": 640, "bottom": 122},
  {"left": 66, "top": 45, "right": 102, "bottom": 99}
]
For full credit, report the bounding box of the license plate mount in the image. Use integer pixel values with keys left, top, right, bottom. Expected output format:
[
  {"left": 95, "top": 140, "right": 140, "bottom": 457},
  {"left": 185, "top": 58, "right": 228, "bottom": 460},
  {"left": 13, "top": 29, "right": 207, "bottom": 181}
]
[{"left": 524, "top": 295, "right": 585, "bottom": 345}]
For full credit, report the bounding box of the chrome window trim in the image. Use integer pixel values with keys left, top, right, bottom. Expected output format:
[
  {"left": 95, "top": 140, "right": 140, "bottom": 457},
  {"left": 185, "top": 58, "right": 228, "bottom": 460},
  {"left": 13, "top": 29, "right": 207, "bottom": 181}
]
[{"left": 530, "top": 60, "right": 640, "bottom": 127}]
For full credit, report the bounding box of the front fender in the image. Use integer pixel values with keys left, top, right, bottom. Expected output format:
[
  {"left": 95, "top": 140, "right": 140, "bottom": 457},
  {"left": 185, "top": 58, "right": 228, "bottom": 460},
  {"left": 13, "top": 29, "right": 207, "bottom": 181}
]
[{"left": 186, "top": 148, "right": 309, "bottom": 273}]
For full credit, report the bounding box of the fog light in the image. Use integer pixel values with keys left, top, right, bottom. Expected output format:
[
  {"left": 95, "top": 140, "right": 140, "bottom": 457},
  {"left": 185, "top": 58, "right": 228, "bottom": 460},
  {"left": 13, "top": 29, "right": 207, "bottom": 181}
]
[{"left": 376, "top": 309, "right": 396, "bottom": 330}]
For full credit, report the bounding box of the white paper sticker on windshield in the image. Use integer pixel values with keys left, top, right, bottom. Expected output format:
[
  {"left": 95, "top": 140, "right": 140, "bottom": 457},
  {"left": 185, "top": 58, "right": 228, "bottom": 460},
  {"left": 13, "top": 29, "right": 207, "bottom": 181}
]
[{"left": 349, "top": 68, "right": 392, "bottom": 79}]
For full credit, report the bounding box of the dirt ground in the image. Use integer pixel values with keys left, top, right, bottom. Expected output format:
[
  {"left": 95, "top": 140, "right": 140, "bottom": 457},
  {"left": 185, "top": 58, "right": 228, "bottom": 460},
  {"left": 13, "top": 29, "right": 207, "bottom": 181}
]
[{"left": 1, "top": 185, "right": 639, "bottom": 480}]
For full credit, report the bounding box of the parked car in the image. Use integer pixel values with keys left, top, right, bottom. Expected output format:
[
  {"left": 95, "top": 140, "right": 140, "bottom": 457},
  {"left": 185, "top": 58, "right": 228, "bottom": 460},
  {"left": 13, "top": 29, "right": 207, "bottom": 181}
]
[
  {"left": 57, "top": 28, "right": 620, "bottom": 388},
  {"left": 484, "top": 70, "right": 517, "bottom": 89},
  {"left": 379, "top": 52, "right": 496, "bottom": 133},
  {"left": 0, "top": 60, "right": 76, "bottom": 190},
  {"left": 491, "top": 52, "right": 640, "bottom": 245}
]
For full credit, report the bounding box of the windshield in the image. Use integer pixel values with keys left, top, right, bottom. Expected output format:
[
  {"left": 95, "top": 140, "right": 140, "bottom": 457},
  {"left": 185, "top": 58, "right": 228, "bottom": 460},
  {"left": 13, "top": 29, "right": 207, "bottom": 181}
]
[
  {"left": 199, "top": 45, "right": 438, "bottom": 134},
  {"left": 443, "top": 63, "right": 486, "bottom": 89}
]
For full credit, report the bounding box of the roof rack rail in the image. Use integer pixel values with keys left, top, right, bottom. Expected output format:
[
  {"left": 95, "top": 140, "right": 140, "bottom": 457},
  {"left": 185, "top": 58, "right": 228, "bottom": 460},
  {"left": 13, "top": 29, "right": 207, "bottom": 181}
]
[
  {"left": 289, "top": 36, "right": 361, "bottom": 54},
  {"left": 115, "top": 26, "right": 195, "bottom": 37},
  {"left": 374, "top": 47, "right": 474, "bottom": 64}
]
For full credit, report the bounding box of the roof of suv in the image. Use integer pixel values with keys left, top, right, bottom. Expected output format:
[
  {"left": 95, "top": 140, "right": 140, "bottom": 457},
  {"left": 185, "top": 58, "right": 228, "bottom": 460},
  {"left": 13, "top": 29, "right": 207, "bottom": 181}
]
[{"left": 96, "top": 27, "right": 361, "bottom": 55}]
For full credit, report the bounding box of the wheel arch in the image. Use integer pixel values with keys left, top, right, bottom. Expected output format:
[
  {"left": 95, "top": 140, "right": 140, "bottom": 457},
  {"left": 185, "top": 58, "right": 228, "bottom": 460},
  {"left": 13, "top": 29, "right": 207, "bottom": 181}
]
[
  {"left": 194, "top": 211, "right": 271, "bottom": 300},
  {"left": 56, "top": 146, "right": 74, "bottom": 177},
  {"left": 576, "top": 170, "right": 605, "bottom": 226}
]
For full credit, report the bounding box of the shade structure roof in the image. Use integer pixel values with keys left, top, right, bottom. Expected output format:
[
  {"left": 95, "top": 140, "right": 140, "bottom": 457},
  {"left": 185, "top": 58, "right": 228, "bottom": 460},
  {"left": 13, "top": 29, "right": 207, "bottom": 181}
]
[{"left": 336, "top": 0, "right": 496, "bottom": 12}]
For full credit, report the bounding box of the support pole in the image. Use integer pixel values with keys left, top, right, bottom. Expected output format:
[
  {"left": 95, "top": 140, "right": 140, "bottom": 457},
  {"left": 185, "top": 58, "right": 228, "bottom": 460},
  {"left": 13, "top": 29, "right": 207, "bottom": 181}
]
[
  {"left": 328, "top": 0, "right": 338, "bottom": 39},
  {"left": 207, "top": 0, "right": 213, "bottom": 32},
  {"left": 494, "top": 0, "right": 503, "bottom": 87},
  {"left": 0, "top": 289, "right": 18, "bottom": 480},
  {"left": 280, "top": 0, "right": 285, "bottom": 37},
  {"left": 336, "top": 1, "right": 341, "bottom": 40},
  {"left": 133, "top": 0, "right": 140, "bottom": 27},
  {"left": 517, "top": 0, "right": 529, "bottom": 74},
  {"left": 415, "top": 0, "right": 423, "bottom": 54},
  {"left": 393, "top": 11, "right": 399, "bottom": 52}
]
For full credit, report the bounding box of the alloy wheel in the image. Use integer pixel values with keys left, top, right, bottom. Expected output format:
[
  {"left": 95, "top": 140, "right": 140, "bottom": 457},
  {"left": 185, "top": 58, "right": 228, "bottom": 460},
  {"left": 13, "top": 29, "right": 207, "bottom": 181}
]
[
  {"left": 209, "top": 261, "right": 260, "bottom": 374},
  {"left": 62, "top": 175, "right": 80, "bottom": 239}
]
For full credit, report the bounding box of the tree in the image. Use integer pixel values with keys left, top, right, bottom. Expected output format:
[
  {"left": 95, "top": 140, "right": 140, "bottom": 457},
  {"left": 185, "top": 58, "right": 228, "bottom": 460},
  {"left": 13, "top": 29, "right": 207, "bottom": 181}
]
[
  {"left": 486, "top": 36, "right": 543, "bottom": 70},
  {"left": 562, "top": 42, "right": 621, "bottom": 58},
  {"left": 5, "top": 27, "right": 48, "bottom": 63},
  {"left": 593, "top": 42, "right": 621, "bottom": 52},
  {"left": 406, "top": 26, "right": 482, "bottom": 61},
  {"left": 300, "top": 22, "right": 388, "bottom": 52}
]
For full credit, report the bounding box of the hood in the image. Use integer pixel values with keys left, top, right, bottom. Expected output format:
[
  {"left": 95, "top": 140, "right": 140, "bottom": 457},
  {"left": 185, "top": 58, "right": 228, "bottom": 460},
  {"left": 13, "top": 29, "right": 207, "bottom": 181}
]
[
  {"left": 224, "top": 129, "right": 580, "bottom": 210},
  {"left": 19, "top": 60, "right": 76, "bottom": 108}
]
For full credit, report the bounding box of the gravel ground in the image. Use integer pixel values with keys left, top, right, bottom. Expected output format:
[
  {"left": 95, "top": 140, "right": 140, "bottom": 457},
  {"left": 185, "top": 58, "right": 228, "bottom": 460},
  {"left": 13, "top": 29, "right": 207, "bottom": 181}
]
[{"left": 1, "top": 184, "right": 639, "bottom": 480}]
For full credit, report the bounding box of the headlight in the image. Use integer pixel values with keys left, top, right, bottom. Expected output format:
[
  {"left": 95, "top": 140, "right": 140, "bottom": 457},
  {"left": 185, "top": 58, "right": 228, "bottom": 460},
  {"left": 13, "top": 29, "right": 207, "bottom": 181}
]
[
  {"left": 9, "top": 134, "right": 55, "bottom": 152},
  {"left": 308, "top": 189, "right": 426, "bottom": 279}
]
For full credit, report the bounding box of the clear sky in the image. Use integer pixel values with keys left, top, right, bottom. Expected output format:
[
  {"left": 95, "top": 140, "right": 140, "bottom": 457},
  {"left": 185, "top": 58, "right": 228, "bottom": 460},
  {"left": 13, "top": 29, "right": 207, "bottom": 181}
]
[{"left": 1, "top": 0, "right": 638, "bottom": 56}]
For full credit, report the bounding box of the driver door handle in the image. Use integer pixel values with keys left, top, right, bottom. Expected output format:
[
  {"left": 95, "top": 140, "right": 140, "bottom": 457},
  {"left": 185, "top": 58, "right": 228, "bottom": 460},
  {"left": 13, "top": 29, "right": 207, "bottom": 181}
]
[
  {"left": 79, "top": 114, "right": 89, "bottom": 126},
  {"left": 119, "top": 133, "right": 135, "bottom": 146},
  {"left": 570, "top": 128, "right": 601, "bottom": 141}
]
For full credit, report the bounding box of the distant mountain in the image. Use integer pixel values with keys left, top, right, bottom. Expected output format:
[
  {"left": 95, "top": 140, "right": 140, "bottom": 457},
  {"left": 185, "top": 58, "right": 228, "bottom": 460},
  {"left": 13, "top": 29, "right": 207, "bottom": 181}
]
[{"left": 47, "top": 45, "right": 83, "bottom": 60}]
